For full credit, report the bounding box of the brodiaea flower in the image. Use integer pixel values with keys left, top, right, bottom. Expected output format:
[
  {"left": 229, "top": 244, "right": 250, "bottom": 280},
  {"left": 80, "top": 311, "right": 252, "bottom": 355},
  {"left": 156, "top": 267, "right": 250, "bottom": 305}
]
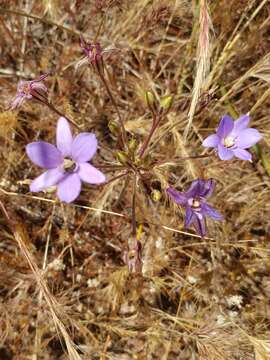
[
  {"left": 26, "top": 117, "right": 106, "bottom": 203},
  {"left": 10, "top": 74, "right": 48, "bottom": 109},
  {"left": 166, "top": 179, "right": 223, "bottom": 238},
  {"left": 202, "top": 114, "right": 262, "bottom": 161}
]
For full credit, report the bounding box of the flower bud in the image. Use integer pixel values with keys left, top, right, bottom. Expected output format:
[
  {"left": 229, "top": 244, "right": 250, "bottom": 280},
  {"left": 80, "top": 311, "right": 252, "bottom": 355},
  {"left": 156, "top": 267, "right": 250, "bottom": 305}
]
[
  {"left": 116, "top": 151, "right": 129, "bottom": 165},
  {"left": 128, "top": 138, "right": 139, "bottom": 154},
  {"left": 160, "top": 95, "right": 174, "bottom": 113},
  {"left": 145, "top": 90, "right": 157, "bottom": 113},
  {"left": 108, "top": 120, "right": 120, "bottom": 136},
  {"left": 151, "top": 190, "right": 162, "bottom": 202}
]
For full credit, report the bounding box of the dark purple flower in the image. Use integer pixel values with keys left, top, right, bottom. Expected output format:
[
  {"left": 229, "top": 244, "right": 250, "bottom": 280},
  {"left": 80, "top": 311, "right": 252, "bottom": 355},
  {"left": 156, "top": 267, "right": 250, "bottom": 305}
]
[
  {"left": 26, "top": 117, "right": 106, "bottom": 203},
  {"left": 202, "top": 114, "right": 262, "bottom": 161},
  {"left": 10, "top": 74, "right": 48, "bottom": 109},
  {"left": 166, "top": 179, "right": 223, "bottom": 238}
]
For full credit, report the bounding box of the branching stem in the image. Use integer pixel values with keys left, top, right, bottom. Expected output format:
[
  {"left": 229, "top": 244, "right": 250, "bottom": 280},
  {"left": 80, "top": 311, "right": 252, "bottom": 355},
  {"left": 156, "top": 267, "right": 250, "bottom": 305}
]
[{"left": 138, "top": 113, "right": 162, "bottom": 158}]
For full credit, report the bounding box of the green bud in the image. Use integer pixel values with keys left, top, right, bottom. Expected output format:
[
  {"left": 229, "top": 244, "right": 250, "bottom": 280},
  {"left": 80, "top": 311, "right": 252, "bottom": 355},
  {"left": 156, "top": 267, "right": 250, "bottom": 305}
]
[
  {"left": 160, "top": 95, "right": 174, "bottom": 112},
  {"left": 145, "top": 90, "right": 156, "bottom": 112},
  {"left": 151, "top": 190, "right": 162, "bottom": 202},
  {"left": 108, "top": 120, "right": 120, "bottom": 136},
  {"left": 116, "top": 151, "right": 129, "bottom": 165},
  {"left": 128, "top": 138, "right": 139, "bottom": 153}
]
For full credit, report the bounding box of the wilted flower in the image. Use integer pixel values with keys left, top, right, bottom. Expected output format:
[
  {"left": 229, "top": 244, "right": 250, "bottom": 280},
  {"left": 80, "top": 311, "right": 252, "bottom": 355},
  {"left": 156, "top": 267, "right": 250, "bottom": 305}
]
[
  {"left": 123, "top": 241, "right": 142, "bottom": 273},
  {"left": 202, "top": 114, "right": 262, "bottom": 161},
  {"left": 10, "top": 74, "right": 48, "bottom": 109},
  {"left": 26, "top": 117, "right": 106, "bottom": 203},
  {"left": 79, "top": 35, "right": 104, "bottom": 67},
  {"left": 167, "top": 179, "right": 223, "bottom": 238}
]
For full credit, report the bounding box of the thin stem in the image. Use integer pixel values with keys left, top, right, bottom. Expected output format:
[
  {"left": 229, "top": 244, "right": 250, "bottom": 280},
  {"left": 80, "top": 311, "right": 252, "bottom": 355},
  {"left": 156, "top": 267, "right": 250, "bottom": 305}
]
[
  {"left": 46, "top": 102, "right": 81, "bottom": 130},
  {"left": 138, "top": 114, "right": 161, "bottom": 158},
  {"left": 32, "top": 94, "right": 81, "bottom": 130},
  {"left": 96, "top": 65, "right": 127, "bottom": 147},
  {"left": 132, "top": 175, "right": 137, "bottom": 238},
  {"left": 94, "top": 164, "right": 124, "bottom": 170},
  {"left": 101, "top": 171, "right": 129, "bottom": 186}
]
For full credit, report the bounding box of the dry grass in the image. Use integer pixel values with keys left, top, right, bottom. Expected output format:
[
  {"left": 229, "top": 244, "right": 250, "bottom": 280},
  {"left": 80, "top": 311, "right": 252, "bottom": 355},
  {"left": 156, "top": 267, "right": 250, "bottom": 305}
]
[{"left": 0, "top": 0, "right": 270, "bottom": 359}]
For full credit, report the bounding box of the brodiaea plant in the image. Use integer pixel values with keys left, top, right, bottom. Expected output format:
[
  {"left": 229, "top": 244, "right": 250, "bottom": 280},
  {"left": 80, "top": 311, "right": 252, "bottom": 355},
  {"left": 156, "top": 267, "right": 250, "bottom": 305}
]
[{"left": 10, "top": 37, "right": 262, "bottom": 268}]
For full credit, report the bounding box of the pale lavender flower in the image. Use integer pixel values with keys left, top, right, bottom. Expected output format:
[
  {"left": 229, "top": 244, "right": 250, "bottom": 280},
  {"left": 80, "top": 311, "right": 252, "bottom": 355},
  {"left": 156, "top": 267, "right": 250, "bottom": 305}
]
[
  {"left": 10, "top": 74, "right": 48, "bottom": 109},
  {"left": 166, "top": 179, "right": 223, "bottom": 238},
  {"left": 26, "top": 117, "right": 106, "bottom": 203},
  {"left": 202, "top": 114, "right": 262, "bottom": 161}
]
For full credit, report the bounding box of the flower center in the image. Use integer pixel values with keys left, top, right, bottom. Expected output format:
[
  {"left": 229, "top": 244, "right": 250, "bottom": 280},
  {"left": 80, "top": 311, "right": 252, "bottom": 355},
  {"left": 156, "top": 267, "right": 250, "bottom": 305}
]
[
  {"left": 188, "top": 198, "right": 201, "bottom": 209},
  {"left": 63, "top": 158, "right": 77, "bottom": 172},
  {"left": 192, "top": 199, "right": 200, "bottom": 208},
  {"left": 19, "top": 83, "right": 31, "bottom": 95},
  {"left": 223, "top": 136, "right": 235, "bottom": 148}
]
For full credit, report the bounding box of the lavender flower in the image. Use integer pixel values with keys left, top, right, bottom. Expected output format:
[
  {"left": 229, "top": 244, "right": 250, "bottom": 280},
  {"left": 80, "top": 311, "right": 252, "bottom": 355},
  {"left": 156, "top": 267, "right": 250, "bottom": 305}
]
[
  {"left": 10, "top": 74, "right": 48, "bottom": 109},
  {"left": 166, "top": 179, "right": 223, "bottom": 238},
  {"left": 202, "top": 114, "right": 262, "bottom": 161},
  {"left": 26, "top": 117, "right": 106, "bottom": 203}
]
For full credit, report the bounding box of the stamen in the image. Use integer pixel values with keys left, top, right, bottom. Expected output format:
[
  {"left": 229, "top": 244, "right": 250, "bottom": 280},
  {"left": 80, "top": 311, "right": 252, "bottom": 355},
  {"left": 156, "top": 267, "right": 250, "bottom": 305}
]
[
  {"left": 63, "top": 158, "right": 77, "bottom": 172},
  {"left": 192, "top": 199, "right": 200, "bottom": 208},
  {"left": 223, "top": 136, "right": 235, "bottom": 148}
]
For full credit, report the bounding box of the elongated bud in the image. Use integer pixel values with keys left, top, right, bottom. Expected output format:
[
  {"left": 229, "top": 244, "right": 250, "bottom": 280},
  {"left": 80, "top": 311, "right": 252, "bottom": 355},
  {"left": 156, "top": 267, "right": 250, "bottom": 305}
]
[
  {"left": 160, "top": 95, "right": 174, "bottom": 113},
  {"left": 116, "top": 151, "right": 129, "bottom": 165},
  {"left": 145, "top": 90, "right": 156, "bottom": 112},
  {"left": 151, "top": 190, "right": 162, "bottom": 202},
  {"left": 128, "top": 138, "right": 138, "bottom": 153},
  {"left": 108, "top": 120, "right": 120, "bottom": 136}
]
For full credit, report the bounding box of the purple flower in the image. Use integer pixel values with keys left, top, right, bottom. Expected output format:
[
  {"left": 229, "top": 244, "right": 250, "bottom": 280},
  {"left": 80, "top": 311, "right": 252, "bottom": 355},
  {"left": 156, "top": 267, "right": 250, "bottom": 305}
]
[
  {"left": 166, "top": 179, "right": 223, "bottom": 238},
  {"left": 26, "top": 117, "right": 106, "bottom": 203},
  {"left": 10, "top": 74, "right": 48, "bottom": 110},
  {"left": 202, "top": 114, "right": 262, "bottom": 161}
]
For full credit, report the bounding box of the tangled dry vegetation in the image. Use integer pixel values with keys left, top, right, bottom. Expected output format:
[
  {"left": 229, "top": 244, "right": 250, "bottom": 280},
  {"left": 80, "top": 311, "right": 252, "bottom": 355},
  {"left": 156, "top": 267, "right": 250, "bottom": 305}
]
[{"left": 0, "top": 0, "right": 270, "bottom": 359}]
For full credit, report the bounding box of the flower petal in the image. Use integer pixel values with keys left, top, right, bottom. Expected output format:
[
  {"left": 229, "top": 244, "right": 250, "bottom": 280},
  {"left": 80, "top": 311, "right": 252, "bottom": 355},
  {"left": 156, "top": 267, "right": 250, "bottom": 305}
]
[
  {"left": 10, "top": 95, "right": 25, "bottom": 110},
  {"left": 202, "top": 134, "right": 220, "bottom": 148},
  {"left": 193, "top": 213, "right": 206, "bottom": 238},
  {"left": 185, "top": 180, "right": 201, "bottom": 199},
  {"left": 231, "top": 114, "right": 250, "bottom": 135},
  {"left": 233, "top": 148, "right": 252, "bottom": 162},
  {"left": 201, "top": 203, "right": 223, "bottom": 220},
  {"left": 235, "top": 128, "right": 262, "bottom": 149},
  {"left": 199, "top": 179, "right": 216, "bottom": 198},
  {"left": 166, "top": 187, "right": 187, "bottom": 205},
  {"left": 185, "top": 207, "right": 195, "bottom": 228},
  {"left": 78, "top": 163, "right": 106, "bottom": 184},
  {"left": 57, "top": 173, "right": 81, "bottom": 203},
  {"left": 71, "top": 133, "right": 98, "bottom": 163},
  {"left": 56, "top": 117, "right": 73, "bottom": 157},
  {"left": 217, "top": 144, "right": 234, "bottom": 160},
  {"left": 30, "top": 168, "right": 65, "bottom": 192},
  {"left": 26, "top": 141, "right": 63, "bottom": 169},
  {"left": 216, "top": 115, "right": 234, "bottom": 138}
]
